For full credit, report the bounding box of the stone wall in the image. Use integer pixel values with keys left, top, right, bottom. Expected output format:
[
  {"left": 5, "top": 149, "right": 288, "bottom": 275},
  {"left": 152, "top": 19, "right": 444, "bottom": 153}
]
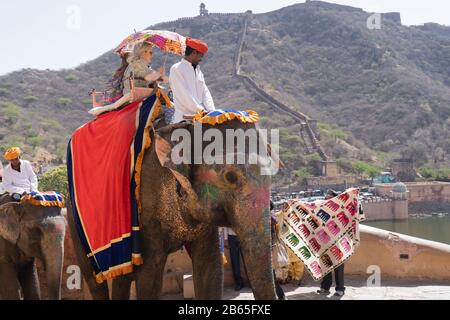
[
  {"left": 39, "top": 232, "right": 245, "bottom": 299},
  {"left": 346, "top": 225, "right": 450, "bottom": 281},
  {"left": 391, "top": 160, "right": 415, "bottom": 182},
  {"left": 306, "top": 175, "right": 357, "bottom": 188},
  {"left": 39, "top": 222, "right": 450, "bottom": 299},
  {"left": 320, "top": 161, "right": 338, "bottom": 178},
  {"left": 375, "top": 182, "right": 450, "bottom": 203},
  {"left": 362, "top": 199, "right": 408, "bottom": 221}
]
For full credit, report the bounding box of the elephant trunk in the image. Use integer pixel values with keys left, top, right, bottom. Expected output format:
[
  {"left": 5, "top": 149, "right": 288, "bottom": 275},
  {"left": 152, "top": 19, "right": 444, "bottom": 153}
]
[
  {"left": 233, "top": 197, "right": 276, "bottom": 300},
  {"left": 41, "top": 215, "right": 66, "bottom": 300}
]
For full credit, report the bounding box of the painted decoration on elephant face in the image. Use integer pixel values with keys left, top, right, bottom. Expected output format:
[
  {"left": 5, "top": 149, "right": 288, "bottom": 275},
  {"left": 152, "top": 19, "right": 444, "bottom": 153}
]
[{"left": 279, "top": 188, "right": 364, "bottom": 280}]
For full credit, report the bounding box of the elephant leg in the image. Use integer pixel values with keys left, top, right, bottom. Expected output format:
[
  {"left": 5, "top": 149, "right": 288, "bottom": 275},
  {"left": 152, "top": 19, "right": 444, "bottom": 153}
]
[
  {"left": 112, "top": 273, "right": 134, "bottom": 300},
  {"left": 0, "top": 262, "right": 22, "bottom": 299},
  {"left": 18, "top": 260, "right": 41, "bottom": 300},
  {"left": 134, "top": 239, "right": 168, "bottom": 300},
  {"left": 190, "top": 227, "right": 223, "bottom": 300}
]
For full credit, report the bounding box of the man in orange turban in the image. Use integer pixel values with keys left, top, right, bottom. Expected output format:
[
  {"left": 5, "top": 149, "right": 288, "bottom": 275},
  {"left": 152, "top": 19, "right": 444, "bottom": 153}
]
[
  {"left": 2, "top": 147, "right": 38, "bottom": 201},
  {"left": 4, "top": 147, "right": 21, "bottom": 161},
  {"left": 169, "top": 37, "right": 216, "bottom": 123}
]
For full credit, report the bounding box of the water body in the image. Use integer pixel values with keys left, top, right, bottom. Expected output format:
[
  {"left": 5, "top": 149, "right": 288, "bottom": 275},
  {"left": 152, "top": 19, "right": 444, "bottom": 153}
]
[{"left": 363, "top": 215, "right": 450, "bottom": 245}]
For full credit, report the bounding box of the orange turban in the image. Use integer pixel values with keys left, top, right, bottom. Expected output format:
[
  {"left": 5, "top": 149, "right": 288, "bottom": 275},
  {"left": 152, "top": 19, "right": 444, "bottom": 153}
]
[
  {"left": 186, "top": 37, "right": 208, "bottom": 55},
  {"left": 4, "top": 147, "right": 21, "bottom": 161}
]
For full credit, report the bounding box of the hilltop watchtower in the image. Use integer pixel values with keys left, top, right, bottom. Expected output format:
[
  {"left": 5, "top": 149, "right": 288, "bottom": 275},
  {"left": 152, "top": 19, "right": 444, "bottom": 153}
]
[{"left": 200, "top": 3, "right": 208, "bottom": 16}]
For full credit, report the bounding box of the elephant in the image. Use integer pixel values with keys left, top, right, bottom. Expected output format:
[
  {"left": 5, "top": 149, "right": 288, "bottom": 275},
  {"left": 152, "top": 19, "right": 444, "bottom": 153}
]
[
  {"left": 0, "top": 193, "right": 14, "bottom": 206},
  {"left": 0, "top": 199, "right": 66, "bottom": 299},
  {"left": 68, "top": 117, "right": 278, "bottom": 300}
]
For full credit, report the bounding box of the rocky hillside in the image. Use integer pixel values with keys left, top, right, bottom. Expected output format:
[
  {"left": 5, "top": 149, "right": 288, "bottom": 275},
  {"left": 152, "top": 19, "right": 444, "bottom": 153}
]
[{"left": 1, "top": 1, "right": 449, "bottom": 184}]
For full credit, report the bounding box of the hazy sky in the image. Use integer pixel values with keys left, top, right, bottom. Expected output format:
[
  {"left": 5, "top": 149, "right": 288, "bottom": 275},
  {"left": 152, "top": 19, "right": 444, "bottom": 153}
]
[{"left": 0, "top": 0, "right": 449, "bottom": 76}]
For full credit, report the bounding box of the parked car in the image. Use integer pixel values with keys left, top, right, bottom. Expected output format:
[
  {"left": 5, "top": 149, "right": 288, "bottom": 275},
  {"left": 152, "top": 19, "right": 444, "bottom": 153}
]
[{"left": 312, "top": 189, "right": 323, "bottom": 197}]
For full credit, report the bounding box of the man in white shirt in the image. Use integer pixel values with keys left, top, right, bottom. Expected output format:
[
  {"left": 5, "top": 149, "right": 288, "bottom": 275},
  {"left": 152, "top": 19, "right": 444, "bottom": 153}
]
[
  {"left": 169, "top": 37, "right": 215, "bottom": 123},
  {"left": 2, "top": 147, "right": 38, "bottom": 200}
]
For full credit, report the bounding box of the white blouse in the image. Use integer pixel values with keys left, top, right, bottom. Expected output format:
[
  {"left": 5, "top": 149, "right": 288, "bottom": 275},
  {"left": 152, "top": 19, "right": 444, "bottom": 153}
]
[{"left": 169, "top": 59, "right": 215, "bottom": 123}]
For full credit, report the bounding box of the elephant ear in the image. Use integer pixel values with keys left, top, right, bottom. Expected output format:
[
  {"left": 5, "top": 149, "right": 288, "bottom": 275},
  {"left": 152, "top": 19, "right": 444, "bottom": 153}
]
[
  {"left": 0, "top": 202, "right": 22, "bottom": 244},
  {"left": 155, "top": 122, "right": 195, "bottom": 195}
]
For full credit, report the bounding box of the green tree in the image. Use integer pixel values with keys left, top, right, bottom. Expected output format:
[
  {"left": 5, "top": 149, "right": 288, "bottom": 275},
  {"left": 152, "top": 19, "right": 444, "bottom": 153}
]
[
  {"left": 2, "top": 135, "right": 24, "bottom": 150},
  {"left": 24, "top": 95, "right": 38, "bottom": 103},
  {"left": 64, "top": 74, "right": 79, "bottom": 82},
  {"left": 0, "top": 101, "right": 21, "bottom": 124},
  {"left": 293, "top": 167, "right": 312, "bottom": 184},
  {"left": 352, "top": 160, "right": 379, "bottom": 179},
  {"left": 418, "top": 166, "right": 450, "bottom": 181},
  {"left": 0, "top": 88, "right": 10, "bottom": 96},
  {"left": 27, "top": 136, "right": 44, "bottom": 148},
  {"left": 57, "top": 97, "right": 73, "bottom": 107},
  {"left": 38, "top": 166, "right": 68, "bottom": 199},
  {"left": 42, "top": 119, "right": 63, "bottom": 131}
]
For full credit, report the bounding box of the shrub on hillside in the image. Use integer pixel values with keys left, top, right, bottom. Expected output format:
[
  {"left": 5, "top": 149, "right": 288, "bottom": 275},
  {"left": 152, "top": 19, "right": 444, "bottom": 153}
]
[
  {"left": 57, "top": 97, "right": 73, "bottom": 107},
  {"left": 42, "top": 118, "right": 64, "bottom": 131},
  {"left": 65, "top": 74, "right": 79, "bottom": 82},
  {"left": 24, "top": 95, "right": 38, "bottom": 103},
  {"left": 27, "top": 136, "right": 44, "bottom": 148},
  {"left": 0, "top": 88, "right": 10, "bottom": 96},
  {"left": 0, "top": 101, "right": 21, "bottom": 124},
  {"left": 352, "top": 160, "right": 379, "bottom": 178},
  {"left": 39, "top": 166, "right": 68, "bottom": 199}
]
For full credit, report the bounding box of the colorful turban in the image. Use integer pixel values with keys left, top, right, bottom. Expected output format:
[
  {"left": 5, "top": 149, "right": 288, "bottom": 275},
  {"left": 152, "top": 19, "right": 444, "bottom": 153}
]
[
  {"left": 186, "top": 37, "right": 208, "bottom": 55},
  {"left": 4, "top": 147, "right": 21, "bottom": 161}
]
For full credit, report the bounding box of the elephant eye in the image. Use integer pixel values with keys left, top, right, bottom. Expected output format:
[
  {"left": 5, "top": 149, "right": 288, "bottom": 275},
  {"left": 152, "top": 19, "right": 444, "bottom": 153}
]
[{"left": 224, "top": 171, "right": 238, "bottom": 184}]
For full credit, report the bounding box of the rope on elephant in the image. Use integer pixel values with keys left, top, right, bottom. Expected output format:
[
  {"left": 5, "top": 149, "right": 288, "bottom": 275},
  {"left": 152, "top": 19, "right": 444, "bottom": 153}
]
[{"left": 279, "top": 188, "right": 366, "bottom": 280}]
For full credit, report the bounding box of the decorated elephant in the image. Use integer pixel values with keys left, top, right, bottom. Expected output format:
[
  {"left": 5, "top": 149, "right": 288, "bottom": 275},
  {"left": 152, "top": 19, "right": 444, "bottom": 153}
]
[
  {"left": 0, "top": 193, "right": 14, "bottom": 206},
  {"left": 69, "top": 117, "right": 278, "bottom": 300},
  {"left": 0, "top": 200, "right": 66, "bottom": 299}
]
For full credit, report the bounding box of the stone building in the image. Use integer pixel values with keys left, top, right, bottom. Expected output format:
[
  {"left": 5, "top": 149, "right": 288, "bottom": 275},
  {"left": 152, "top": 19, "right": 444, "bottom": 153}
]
[
  {"left": 391, "top": 159, "right": 416, "bottom": 182},
  {"left": 363, "top": 182, "right": 408, "bottom": 221},
  {"left": 375, "top": 181, "right": 450, "bottom": 203},
  {"left": 200, "top": 3, "right": 208, "bottom": 16}
]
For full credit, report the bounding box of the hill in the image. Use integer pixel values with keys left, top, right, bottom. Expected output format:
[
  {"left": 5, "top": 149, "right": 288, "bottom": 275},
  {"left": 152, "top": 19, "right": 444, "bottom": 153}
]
[{"left": 1, "top": 1, "right": 450, "bottom": 186}]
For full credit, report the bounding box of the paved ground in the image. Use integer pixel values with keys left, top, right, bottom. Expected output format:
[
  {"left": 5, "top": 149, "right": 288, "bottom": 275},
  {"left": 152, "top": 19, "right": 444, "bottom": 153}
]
[{"left": 163, "top": 276, "right": 450, "bottom": 300}]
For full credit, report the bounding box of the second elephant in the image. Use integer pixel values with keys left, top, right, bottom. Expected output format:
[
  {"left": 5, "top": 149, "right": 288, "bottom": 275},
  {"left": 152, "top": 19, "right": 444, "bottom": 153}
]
[{"left": 0, "top": 201, "right": 66, "bottom": 299}]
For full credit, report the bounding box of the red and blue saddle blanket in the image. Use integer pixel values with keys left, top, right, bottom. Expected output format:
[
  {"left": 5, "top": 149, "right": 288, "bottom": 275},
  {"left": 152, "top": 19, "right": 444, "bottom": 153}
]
[
  {"left": 21, "top": 191, "right": 65, "bottom": 207},
  {"left": 67, "top": 92, "right": 164, "bottom": 283}
]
